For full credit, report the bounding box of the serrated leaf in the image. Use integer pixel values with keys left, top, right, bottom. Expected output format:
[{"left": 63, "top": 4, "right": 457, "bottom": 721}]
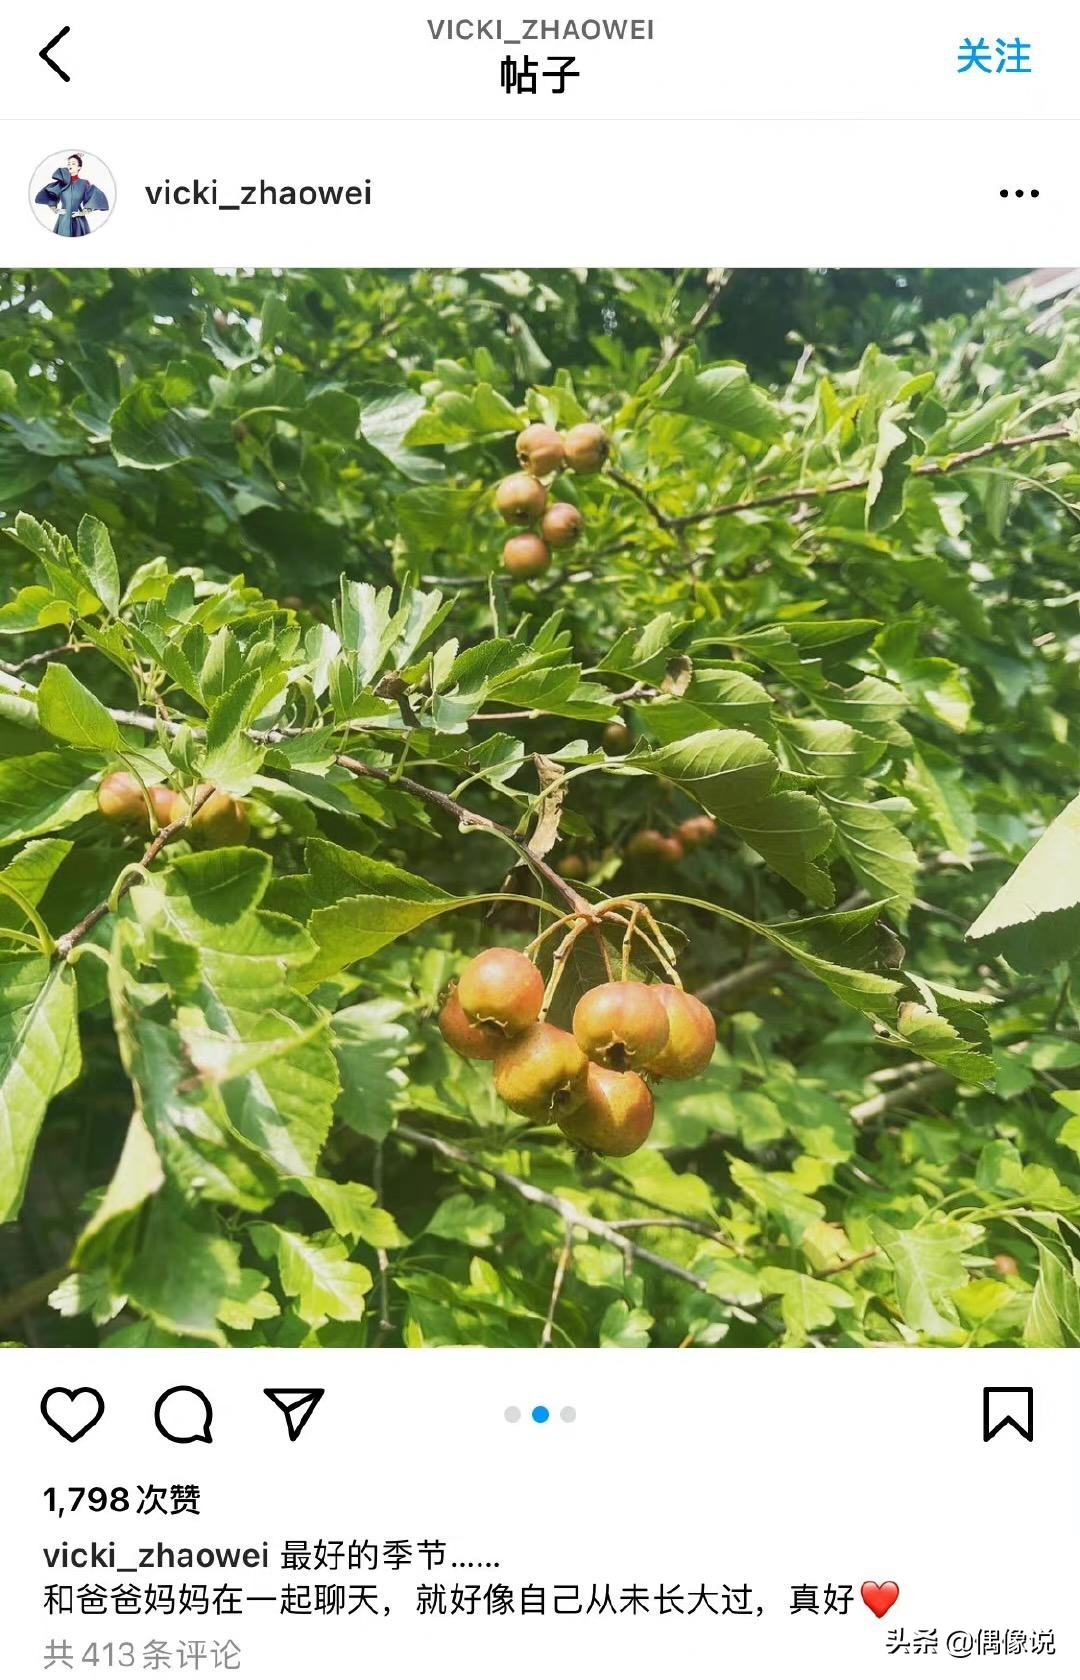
[
  {"left": 872, "top": 1217, "right": 980, "bottom": 1338},
  {"left": 77, "top": 516, "right": 120, "bottom": 615},
  {"left": 0, "top": 753, "right": 99, "bottom": 844},
  {"left": 0, "top": 957, "right": 81, "bottom": 1222},
  {"left": 37, "top": 665, "right": 122, "bottom": 752},
  {"left": 253, "top": 1224, "right": 373, "bottom": 1325},
  {"left": 967, "top": 793, "right": 1080, "bottom": 971}
]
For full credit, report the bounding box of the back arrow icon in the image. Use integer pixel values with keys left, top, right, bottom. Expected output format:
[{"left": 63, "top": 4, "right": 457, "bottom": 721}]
[{"left": 40, "top": 26, "right": 71, "bottom": 83}]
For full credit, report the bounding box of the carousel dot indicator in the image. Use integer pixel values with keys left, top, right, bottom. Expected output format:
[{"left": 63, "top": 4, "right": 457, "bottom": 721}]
[
  {"left": 560, "top": 1406, "right": 576, "bottom": 1423},
  {"left": 531, "top": 1405, "right": 550, "bottom": 1424},
  {"left": 504, "top": 1406, "right": 521, "bottom": 1423}
]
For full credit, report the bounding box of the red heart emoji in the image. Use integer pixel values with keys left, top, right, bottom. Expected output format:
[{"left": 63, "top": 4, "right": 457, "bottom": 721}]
[{"left": 861, "top": 1581, "right": 900, "bottom": 1618}]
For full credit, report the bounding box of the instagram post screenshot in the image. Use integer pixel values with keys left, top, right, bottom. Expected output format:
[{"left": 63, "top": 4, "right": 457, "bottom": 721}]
[{"left": 0, "top": 3, "right": 1078, "bottom": 1674}]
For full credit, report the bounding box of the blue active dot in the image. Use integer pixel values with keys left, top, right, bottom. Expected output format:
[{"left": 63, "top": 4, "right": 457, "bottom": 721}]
[{"left": 531, "top": 1405, "right": 550, "bottom": 1423}]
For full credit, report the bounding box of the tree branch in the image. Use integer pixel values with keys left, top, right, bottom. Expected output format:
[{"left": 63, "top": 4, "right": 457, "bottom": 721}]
[
  {"left": 395, "top": 1123, "right": 762, "bottom": 1319},
  {"left": 53, "top": 785, "right": 216, "bottom": 960},
  {"left": 611, "top": 422, "right": 1073, "bottom": 533},
  {"left": 654, "top": 272, "right": 729, "bottom": 376},
  {"left": 849, "top": 1069, "right": 954, "bottom": 1126},
  {"left": 0, "top": 1265, "right": 68, "bottom": 1331}
]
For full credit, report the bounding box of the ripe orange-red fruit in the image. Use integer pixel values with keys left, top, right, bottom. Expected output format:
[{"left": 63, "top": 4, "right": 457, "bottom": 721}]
[
  {"left": 572, "top": 980, "right": 670, "bottom": 1072},
  {"left": 993, "top": 1252, "right": 1020, "bottom": 1277},
  {"left": 541, "top": 503, "right": 584, "bottom": 549},
  {"left": 560, "top": 853, "right": 589, "bottom": 878},
  {"left": 603, "top": 720, "right": 632, "bottom": 753},
  {"left": 457, "top": 947, "right": 544, "bottom": 1035},
  {"left": 439, "top": 985, "right": 505, "bottom": 1061},
  {"left": 645, "top": 985, "right": 716, "bottom": 1081},
  {"left": 169, "top": 785, "right": 251, "bottom": 847},
  {"left": 564, "top": 422, "right": 609, "bottom": 474},
  {"left": 678, "top": 814, "right": 718, "bottom": 849},
  {"left": 495, "top": 473, "right": 548, "bottom": 525},
  {"left": 516, "top": 423, "right": 565, "bottom": 477},
  {"left": 148, "top": 785, "right": 177, "bottom": 829},
  {"left": 493, "top": 1023, "right": 589, "bottom": 1119},
  {"left": 559, "top": 1064, "right": 654, "bottom": 1157},
  {"left": 626, "top": 828, "right": 683, "bottom": 864},
  {"left": 503, "top": 533, "right": 551, "bottom": 578},
  {"left": 98, "top": 772, "right": 149, "bottom": 826}
]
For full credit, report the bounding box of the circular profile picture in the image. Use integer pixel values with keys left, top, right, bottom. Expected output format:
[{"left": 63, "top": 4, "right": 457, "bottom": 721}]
[{"left": 29, "top": 149, "right": 115, "bottom": 239}]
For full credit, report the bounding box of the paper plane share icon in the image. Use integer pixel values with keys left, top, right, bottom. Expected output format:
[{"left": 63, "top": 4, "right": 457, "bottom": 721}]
[{"left": 264, "top": 1388, "right": 325, "bottom": 1442}]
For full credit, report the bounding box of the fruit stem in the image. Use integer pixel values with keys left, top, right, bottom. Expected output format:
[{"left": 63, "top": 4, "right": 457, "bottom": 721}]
[{"left": 539, "top": 917, "right": 591, "bottom": 1019}]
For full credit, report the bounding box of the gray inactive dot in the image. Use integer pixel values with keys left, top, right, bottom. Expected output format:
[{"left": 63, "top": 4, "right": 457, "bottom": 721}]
[
  {"left": 560, "top": 1406, "right": 576, "bottom": 1423},
  {"left": 504, "top": 1406, "right": 521, "bottom": 1423}
]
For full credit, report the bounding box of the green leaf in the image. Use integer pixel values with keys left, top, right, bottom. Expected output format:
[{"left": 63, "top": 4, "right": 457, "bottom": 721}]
[
  {"left": 967, "top": 793, "right": 1080, "bottom": 971},
  {"left": 759, "top": 1267, "right": 852, "bottom": 1344},
  {"left": 0, "top": 957, "right": 81, "bottom": 1222},
  {"left": 823, "top": 792, "right": 918, "bottom": 915},
  {"left": 110, "top": 374, "right": 199, "bottom": 469},
  {"left": 872, "top": 1217, "right": 980, "bottom": 1338},
  {"left": 331, "top": 1000, "right": 410, "bottom": 1140},
  {"left": 253, "top": 1224, "right": 373, "bottom": 1325},
  {"left": 37, "top": 665, "right": 123, "bottom": 753},
  {"left": 77, "top": 516, "right": 120, "bottom": 616},
  {"left": 427, "top": 1193, "right": 506, "bottom": 1248},
  {"left": 0, "top": 753, "right": 99, "bottom": 844},
  {"left": 73, "top": 1108, "right": 165, "bottom": 1269},
  {"left": 119, "top": 1193, "right": 245, "bottom": 1345},
  {"left": 125, "top": 850, "right": 338, "bottom": 1177},
  {"left": 654, "top": 357, "right": 783, "bottom": 443},
  {"left": 304, "top": 1178, "right": 407, "bottom": 1247}
]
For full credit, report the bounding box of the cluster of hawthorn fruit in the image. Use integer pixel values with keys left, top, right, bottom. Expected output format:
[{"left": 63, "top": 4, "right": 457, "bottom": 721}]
[
  {"left": 97, "top": 770, "right": 250, "bottom": 845},
  {"left": 439, "top": 907, "right": 716, "bottom": 1157},
  {"left": 495, "top": 420, "right": 609, "bottom": 579}
]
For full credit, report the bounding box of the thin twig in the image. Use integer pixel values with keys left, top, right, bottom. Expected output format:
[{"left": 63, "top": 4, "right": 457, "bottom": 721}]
[
  {"left": 654, "top": 272, "right": 728, "bottom": 376},
  {"left": 372, "top": 1139, "right": 393, "bottom": 1345},
  {"left": 541, "top": 1220, "right": 574, "bottom": 1347},
  {"left": 611, "top": 423, "right": 1072, "bottom": 533}
]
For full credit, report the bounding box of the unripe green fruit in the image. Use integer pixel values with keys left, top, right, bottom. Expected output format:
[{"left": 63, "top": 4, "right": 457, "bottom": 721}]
[
  {"left": 494, "top": 1022, "right": 589, "bottom": 1119},
  {"left": 439, "top": 985, "right": 504, "bottom": 1061},
  {"left": 678, "top": 814, "right": 718, "bottom": 849},
  {"left": 516, "top": 423, "right": 565, "bottom": 477},
  {"left": 573, "top": 980, "right": 669, "bottom": 1073},
  {"left": 559, "top": 1064, "right": 654, "bottom": 1157},
  {"left": 644, "top": 985, "right": 716, "bottom": 1081},
  {"left": 495, "top": 473, "right": 548, "bottom": 525},
  {"left": 503, "top": 533, "right": 551, "bottom": 578},
  {"left": 457, "top": 947, "right": 544, "bottom": 1035},
  {"left": 564, "top": 422, "right": 609, "bottom": 474},
  {"left": 169, "top": 785, "right": 251, "bottom": 847},
  {"left": 98, "top": 771, "right": 149, "bottom": 827},
  {"left": 541, "top": 503, "right": 584, "bottom": 550},
  {"left": 603, "top": 721, "right": 632, "bottom": 753}
]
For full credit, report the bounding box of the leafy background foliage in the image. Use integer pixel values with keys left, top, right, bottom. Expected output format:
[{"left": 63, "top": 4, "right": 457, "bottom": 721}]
[{"left": 0, "top": 265, "right": 1079, "bottom": 1350}]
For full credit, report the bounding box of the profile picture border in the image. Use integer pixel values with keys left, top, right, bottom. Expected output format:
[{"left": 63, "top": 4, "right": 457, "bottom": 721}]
[{"left": 29, "top": 148, "right": 116, "bottom": 240}]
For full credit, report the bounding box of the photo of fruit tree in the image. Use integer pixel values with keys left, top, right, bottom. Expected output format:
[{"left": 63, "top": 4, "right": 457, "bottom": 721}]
[{"left": 0, "top": 266, "right": 1078, "bottom": 1349}]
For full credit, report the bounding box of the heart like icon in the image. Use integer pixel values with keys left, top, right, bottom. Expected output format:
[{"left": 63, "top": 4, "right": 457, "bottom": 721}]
[
  {"left": 41, "top": 1386, "right": 105, "bottom": 1443},
  {"left": 861, "top": 1580, "right": 900, "bottom": 1619}
]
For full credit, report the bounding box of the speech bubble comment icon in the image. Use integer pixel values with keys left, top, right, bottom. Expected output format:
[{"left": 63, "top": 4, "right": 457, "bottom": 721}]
[{"left": 154, "top": 1385, "right": 213, "bottom": 1445}]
